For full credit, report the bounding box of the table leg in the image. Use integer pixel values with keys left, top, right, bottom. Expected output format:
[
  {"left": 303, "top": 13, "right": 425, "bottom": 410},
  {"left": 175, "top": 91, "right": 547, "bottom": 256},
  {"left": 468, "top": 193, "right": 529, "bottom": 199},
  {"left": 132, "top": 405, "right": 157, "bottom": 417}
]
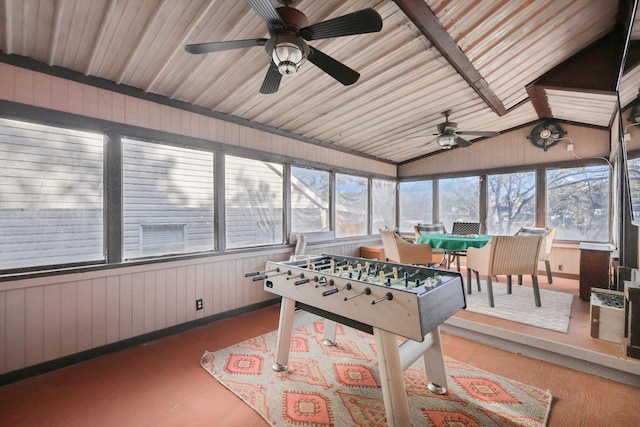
[
  {"left": 322, "top": 319, "right": 338, "bottom": 346},
  {"left": 421, "top": 327, "right": 448, "bottom": 394},
  {"left": 374, "top": 327, "right": 410, "bottom": 427},
  {"left": 272, "top": 297, "right": 296, "bottom": 371}
]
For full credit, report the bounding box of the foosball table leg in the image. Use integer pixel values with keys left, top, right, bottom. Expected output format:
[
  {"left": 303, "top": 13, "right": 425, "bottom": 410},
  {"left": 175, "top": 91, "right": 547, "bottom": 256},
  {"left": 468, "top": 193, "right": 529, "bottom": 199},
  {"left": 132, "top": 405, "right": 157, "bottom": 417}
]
[
  {"left": 422, "top": 327, "right": 448, "bottom": 394},
  {"left": 374, "top": 327, "right": 410, "bottom": 427},
  {"left": 273, "top": 297, "right": 296, "bottom": 372},
  {"left": 322, "top": 319, "right": 338, "bottom": 346}
]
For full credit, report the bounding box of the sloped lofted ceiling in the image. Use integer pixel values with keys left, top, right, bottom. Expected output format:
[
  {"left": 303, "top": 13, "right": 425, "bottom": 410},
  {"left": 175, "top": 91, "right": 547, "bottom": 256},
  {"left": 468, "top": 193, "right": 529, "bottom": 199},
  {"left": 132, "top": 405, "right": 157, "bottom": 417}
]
[{"left": 0, "top": 0, "right": 637, "bottom": 164}]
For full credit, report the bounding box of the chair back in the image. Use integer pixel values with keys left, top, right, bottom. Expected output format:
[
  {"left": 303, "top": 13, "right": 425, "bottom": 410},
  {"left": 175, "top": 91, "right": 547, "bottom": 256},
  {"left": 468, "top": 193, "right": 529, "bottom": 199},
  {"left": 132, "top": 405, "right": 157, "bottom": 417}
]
[
  {"left": 451, "top": 221, "right": 480, "bottom": 235},
  {"left": 490, "top": 235, "right": 544, "bottom": 276},
  {"left": 515, "top": 226, "right": 555, "bottom": 261},
  {"left": 379, "top": 229, "right": 401, "bottom": 262},
  {"left": 414, "top": 223, "right": 447, "bottom": 240}
]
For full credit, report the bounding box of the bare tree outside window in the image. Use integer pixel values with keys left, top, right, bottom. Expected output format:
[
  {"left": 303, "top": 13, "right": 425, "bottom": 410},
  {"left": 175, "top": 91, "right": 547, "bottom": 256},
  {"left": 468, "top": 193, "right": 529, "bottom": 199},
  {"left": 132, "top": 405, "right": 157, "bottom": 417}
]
[
  {"left": 487, "top": 172, "right": 536, "bottom": 235},
  {"left": 439, "top": 177, "right": 479, "bottom": 232},
  {"left": 226, "top": 156, "right": 284, "bottom": 248},
  {"left": 546, "top": 165, "right": 610, "bottom": 242},
  {"left": 291, "top": 166, "right": 330, "bottom": 233}
]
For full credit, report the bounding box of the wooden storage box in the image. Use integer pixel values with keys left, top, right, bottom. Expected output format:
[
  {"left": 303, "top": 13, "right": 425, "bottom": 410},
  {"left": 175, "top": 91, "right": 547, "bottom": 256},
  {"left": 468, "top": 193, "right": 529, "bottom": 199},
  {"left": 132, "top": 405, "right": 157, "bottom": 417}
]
[{"left": 590, "top": 289, "right": 625, "bottom": 343}]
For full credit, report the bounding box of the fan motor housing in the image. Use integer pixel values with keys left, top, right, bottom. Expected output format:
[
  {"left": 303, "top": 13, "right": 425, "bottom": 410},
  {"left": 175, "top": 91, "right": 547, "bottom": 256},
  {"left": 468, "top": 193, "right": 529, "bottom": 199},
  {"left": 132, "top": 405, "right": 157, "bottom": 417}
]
[{"left": 276, "top": 7, "right": 308, "bottom": 32}]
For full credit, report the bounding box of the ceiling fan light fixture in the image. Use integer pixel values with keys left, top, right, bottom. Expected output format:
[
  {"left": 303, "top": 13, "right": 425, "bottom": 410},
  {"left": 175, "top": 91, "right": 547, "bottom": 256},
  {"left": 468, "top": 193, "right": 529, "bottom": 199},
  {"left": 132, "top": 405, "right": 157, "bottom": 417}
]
[
  {"left": 270, "top": 35, "right": 308, "bottom": 76},
  {"left": 437, "top": 134, "right": 456, "bottom": 149}
]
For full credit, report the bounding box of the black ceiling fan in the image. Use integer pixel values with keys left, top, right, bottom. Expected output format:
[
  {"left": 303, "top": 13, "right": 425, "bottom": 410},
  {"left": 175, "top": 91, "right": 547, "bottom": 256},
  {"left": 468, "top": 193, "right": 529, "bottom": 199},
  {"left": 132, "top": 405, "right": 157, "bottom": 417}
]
[
  {"left": 428, "top": 110, "right": 500, "bottom": 149},
  {"left": 185, "top": 0, "right": 383, "bottom": 94}
]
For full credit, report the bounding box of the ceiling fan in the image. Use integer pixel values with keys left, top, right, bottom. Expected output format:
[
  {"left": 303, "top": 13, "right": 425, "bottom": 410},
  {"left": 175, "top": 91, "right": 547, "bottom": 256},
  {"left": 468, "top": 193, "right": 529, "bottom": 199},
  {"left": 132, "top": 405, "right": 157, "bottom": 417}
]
[
  {"left": 428, "top": 110, "right": 500, "bottom": 149},
  {"left": 185, "top": 0, "right": 383, "bottom": 94}
]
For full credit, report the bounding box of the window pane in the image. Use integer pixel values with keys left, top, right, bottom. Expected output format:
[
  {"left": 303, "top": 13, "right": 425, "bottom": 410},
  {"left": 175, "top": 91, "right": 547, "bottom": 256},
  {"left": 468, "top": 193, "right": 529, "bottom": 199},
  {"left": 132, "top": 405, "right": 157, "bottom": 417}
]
[
  {"left": 399, "top": 180, "right": 432, "bottom": 232},
  {"left": 487, "top": 171, "right": 536, "bottom": 235},
  {"left": 0, "top": 118, "right": 104, "bottom": 270},
  {"left": 627, "top": 156, "right": 640, "bottom": 223},
  {"left": 291, "top": 166, "right": 330, "bottom": 233},
  {"left": 336, "top": 173, "right": 368, "bottom": 237},
  {"left": 546, "top": 165, "right": 610, "bottom": 242},
  {"left": 439, "top": 176, "right": 480, "bottom": 232},
  {"left": 225, "top": 156, "right": 283, "bottom": 248},
  {"left": 372, "top": 179, "right": 397, "bottom": 233},
  {"left": 122, "top": 139, "right": 214, "bottom": 258}
]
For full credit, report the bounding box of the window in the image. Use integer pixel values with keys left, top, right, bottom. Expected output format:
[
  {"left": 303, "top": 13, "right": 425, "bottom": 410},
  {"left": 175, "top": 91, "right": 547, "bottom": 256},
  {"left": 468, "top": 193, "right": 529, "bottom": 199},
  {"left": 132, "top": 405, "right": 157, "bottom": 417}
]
[
  {"left": 546, "top": 165, "right": 610, "bottom": 242},
  {"left": 439, "top": 176, "right": 480, "bottom": 232},
  {"left": 398, "top": 180, "right": 432, "bottom": 232},
  {"left": 0, "top": 118, "right": 104, "bottom": 270},
  {"left": 291, "top": 166, "right": 330, "bottom": 233},
  {"left": 487, "top": 171, "right": 536, "bottom": 235},
  {"left": 335, "top": 173, "right": 368, "bottom": 238},
  {"left": 122, "top": 139, "right": 214, "bottom": 258},
  {"left": 225, "top": 155, "right": 284, "bottom": 248},
  {"left": 372, "top": 179, "right": 397, "bottom": 233},
  {"left": 626, "top": 155, "right": 640, "bottom": 224}
]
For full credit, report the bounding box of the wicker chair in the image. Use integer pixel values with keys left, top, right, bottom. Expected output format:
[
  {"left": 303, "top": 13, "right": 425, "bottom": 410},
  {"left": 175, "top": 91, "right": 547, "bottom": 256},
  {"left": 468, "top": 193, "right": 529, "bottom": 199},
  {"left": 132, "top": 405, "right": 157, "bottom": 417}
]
[
  {"left": 414, "top": 223, "right": 447, "bottom": 266},
  {"left": 379, "top": 228, "right": 433, "bottom": 266},
  {"left": 515, "top": 227, "right": 555, "bottom": 284},
  {"left": 466, "top": 235, "right": 544, "bottom": 307}
]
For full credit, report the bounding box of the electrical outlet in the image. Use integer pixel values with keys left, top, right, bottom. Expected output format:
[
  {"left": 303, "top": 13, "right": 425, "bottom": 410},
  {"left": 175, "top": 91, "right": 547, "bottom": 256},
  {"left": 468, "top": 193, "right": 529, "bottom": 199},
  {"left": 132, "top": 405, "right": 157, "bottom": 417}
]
[
  {"left": 558, "top": 264, "right": 563, "bottom": 271},
  {"left": 196, "top": 299, "right": 203, "bottom": 310}
]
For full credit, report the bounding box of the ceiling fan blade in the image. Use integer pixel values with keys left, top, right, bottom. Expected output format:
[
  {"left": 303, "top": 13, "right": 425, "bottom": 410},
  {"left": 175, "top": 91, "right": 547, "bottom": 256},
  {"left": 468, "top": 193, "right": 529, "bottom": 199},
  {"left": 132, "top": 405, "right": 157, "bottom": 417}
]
[
  {"left": 457, "top": 130, "right": 500, "bottom": 137},
  {"left": 301, "top": 9, "right": 383, "bottom": 40},
  {"left": 455, "top": 136, "right": 472, "bottom": 147},
  {"left": 424, "top": 137, "right": 439, "bottom": 146},
  {"left": 259, "top": 63, "right": 282, "bottom": 94},
  {"left": 185, "top": 39, "right": 267, "bottom": 54},
  {"left": 307, "top": 47, "right": 359, "bottom": 85},
  {"left": 246, "top": 0, "right": 286, "bottom": 31}
]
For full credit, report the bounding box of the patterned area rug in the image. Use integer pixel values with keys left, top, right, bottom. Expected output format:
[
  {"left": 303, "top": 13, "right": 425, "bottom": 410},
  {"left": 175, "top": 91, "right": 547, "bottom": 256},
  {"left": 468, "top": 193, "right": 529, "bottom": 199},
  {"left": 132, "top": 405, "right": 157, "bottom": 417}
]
[
  {"left": 462, "top": 280, "right": 574, "bottom": 333},
  {"left": 201, "top": 322, "right": 552, "bottom": 426}
]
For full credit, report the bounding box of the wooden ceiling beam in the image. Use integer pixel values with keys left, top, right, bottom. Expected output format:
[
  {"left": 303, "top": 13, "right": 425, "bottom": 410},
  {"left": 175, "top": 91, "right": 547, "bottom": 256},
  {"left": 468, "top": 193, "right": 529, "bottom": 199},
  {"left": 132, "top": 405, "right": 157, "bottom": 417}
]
[{"left": 393, "top": 0, "right": 507, "bottom": 116}]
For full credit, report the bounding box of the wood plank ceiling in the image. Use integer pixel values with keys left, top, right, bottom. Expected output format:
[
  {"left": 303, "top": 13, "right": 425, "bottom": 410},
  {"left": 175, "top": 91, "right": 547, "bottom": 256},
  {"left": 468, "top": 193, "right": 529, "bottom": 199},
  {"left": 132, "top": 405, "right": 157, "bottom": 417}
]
[{"left": 0, "top": 0, "right": 638, "bottom": 164}]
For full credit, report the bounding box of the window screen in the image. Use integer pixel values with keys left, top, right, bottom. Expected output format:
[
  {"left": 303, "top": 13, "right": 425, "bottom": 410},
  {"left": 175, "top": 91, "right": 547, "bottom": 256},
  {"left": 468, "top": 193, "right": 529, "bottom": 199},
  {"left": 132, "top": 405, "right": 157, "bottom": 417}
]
[
  {"left": 122, "top": 138, "right": 214, "bottom": 258},
  {"left": 0, "top": 118, "right": 104, "bottom": 270},
  {"left": 225, "top": 155, "right": 284, "bottom": 248}
]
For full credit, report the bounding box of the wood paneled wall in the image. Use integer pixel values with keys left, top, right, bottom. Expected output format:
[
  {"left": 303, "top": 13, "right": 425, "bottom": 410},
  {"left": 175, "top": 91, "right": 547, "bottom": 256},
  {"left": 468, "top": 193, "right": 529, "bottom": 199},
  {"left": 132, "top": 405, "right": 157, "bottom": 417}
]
[{"left": 0, "top": 240, "right": 369, "bottom": 375}]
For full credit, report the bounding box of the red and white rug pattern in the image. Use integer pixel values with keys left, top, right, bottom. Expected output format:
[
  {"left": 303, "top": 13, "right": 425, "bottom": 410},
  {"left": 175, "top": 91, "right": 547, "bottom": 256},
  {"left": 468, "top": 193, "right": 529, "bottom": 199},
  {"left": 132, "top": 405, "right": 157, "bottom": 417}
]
[{"left": 201, "top": 322, "right": 552, "bottom": 426}]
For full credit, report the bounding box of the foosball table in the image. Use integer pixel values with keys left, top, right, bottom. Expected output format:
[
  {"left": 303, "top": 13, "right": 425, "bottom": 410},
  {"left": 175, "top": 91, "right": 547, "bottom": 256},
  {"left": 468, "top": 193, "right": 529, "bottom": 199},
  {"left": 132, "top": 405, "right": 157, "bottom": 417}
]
[{"left": 246, "top": 254, "right": 466, "bottom": 427}]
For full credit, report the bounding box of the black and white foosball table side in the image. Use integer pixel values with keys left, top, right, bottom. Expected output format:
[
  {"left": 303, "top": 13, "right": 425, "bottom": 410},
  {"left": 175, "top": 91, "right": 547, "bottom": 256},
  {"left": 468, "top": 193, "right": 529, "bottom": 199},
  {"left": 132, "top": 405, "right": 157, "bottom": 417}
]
[{"left": 245, "top": 254, "right": 466, "bottom": 427}]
